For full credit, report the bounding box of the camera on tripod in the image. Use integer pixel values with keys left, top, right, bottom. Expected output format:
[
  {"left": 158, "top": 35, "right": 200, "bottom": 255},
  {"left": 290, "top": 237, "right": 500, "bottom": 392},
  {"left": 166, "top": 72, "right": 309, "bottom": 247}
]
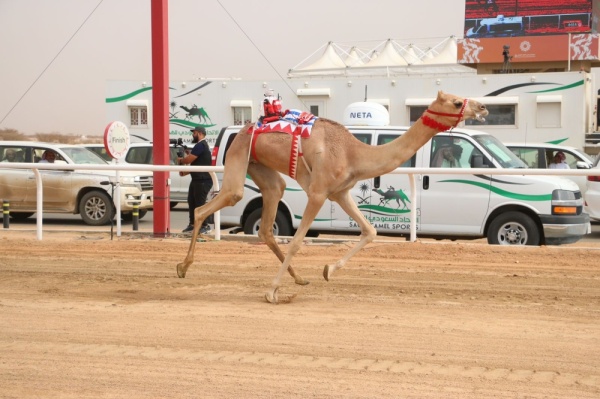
[{"left": 170, "top": 138, "right": 187, "bottom": 158}]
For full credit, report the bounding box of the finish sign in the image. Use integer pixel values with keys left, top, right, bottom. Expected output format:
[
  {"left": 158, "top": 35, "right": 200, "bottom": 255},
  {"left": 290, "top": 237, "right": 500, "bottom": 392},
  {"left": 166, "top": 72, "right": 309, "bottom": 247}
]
[{"left": 104, "top": 121, "right": 131, "bottom": 160}]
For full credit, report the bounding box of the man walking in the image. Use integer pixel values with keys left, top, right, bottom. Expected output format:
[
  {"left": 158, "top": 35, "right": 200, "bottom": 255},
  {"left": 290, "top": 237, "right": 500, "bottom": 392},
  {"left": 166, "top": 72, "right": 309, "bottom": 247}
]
[{"left": 177, "top": 126, "right": 213, "bottom": 234}]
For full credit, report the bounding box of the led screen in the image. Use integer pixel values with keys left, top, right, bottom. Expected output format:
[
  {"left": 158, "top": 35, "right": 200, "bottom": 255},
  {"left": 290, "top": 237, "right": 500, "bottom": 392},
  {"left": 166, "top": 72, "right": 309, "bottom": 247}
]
[{"left": 464, "top": 0, "right": 592, "bottom": 38}]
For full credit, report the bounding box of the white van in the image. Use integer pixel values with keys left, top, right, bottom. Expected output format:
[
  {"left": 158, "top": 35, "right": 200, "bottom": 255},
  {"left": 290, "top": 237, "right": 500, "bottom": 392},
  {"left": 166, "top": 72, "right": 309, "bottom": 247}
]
[{"left": 212, "top": 125, "right": 590, "bottom": 246}]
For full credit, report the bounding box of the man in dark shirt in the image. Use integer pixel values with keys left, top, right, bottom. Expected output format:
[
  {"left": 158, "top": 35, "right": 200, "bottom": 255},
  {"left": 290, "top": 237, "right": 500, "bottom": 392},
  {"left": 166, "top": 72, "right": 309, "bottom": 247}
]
[{"left": 177, "top": 126, "right": 213, "bottom": 234}]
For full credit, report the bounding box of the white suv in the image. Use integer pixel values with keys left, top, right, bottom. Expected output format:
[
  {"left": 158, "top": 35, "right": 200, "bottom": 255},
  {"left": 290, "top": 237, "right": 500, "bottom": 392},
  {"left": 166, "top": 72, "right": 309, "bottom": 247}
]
[
  {"left": 506, "top": 142, "right": 593, "bottom": 194},
  {"left": 0, "top": 141, "right": 154, "bottom": 225},
  {"left": 584, "top": 155, "right": 600, "bottom": 221}
]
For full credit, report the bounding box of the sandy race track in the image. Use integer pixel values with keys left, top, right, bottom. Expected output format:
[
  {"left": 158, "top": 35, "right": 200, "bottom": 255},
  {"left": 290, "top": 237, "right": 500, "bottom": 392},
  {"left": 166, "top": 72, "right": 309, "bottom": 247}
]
[{"left": 1, "top": 230, "right": 599, "bottom": 398}]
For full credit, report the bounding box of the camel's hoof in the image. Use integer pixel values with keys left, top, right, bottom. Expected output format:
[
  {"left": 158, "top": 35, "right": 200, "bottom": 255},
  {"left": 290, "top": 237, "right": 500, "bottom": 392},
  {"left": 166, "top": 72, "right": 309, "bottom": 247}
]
[
  {"left": 265, "top": 288, "right": 279, "bottom": 304},
  {"left": 294, "top": 277, "right": 310, "bottom": 286},
  {"left": 176, "top": 263, "right": 187, "bottom": 278},
  {"left": 323, "top": 265, "right": 330, "bottom": 282}
]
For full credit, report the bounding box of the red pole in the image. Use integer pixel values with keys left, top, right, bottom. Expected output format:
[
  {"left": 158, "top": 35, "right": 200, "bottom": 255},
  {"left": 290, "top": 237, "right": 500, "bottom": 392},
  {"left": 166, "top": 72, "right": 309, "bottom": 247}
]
[{"left": 151, "top": 0, "right": 170, "bottom": 237}]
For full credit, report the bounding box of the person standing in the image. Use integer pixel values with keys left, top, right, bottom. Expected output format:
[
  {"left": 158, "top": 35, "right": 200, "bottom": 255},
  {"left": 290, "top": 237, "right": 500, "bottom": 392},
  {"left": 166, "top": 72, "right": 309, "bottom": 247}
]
[{"left": 178, "top": 126, "right": 214, "bottom": 234}]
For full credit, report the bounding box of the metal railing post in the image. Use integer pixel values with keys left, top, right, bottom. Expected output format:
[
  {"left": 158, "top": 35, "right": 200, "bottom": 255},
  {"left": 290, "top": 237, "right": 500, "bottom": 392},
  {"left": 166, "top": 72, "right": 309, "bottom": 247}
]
[
  {"left": 132, "top": 203, "right": 139, "bottom": 231},
  {"left": 2, "top": 200, "right": 9, "bottom": 229}
]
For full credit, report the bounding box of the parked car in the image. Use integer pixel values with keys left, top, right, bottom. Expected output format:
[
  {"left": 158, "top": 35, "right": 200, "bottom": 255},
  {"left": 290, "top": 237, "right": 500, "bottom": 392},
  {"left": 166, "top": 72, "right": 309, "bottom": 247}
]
[
  {"left": 584, "top": 155, "right": 600, "bottom": 222},
  {"left": 506, "top": 142, "right": 593, "bottom": 194},
  {"left": 0, "top": 141, "right": 153, "bottom": 225},
  {"left": 212, "top": 125, "right": 590, "bottom": 246},
  {"left": 83, "top": 141, "right": 191, "bottom": 208}
]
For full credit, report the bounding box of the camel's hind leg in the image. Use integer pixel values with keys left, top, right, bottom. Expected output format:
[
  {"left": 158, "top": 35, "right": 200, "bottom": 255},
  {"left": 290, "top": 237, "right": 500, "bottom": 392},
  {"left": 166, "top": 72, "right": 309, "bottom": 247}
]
[
  {"left": 323, "top": 190, "right": 377, "bottom": 281},
  {"left": 247, "top": 163, "right": 308, "bottom": 286},
  {"left": 177, "top": 132, "right": 250, "bottom": 278},
  {"left": 266, "top": 191, "right": 328, "bottom": 303}
]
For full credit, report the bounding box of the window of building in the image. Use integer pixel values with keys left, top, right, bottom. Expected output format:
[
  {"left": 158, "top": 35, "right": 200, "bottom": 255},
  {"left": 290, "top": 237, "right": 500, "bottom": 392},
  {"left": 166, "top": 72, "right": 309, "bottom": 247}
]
[
  {"left": 233, "top": 107, "right": 252, "bottom": 125},
  {"left": 407, "top": 97, "right": 517, "bottom": 127},
  {"left": 408, "top": 106, "right": 427, "bottom": 125},
  {"left": 230, "top": 100, "right": 253, "bottom": 125},
  {"left": 129, "top": 106, "right": 148, "bottom": 127},
  {"left": 464, "top": 104, "right": 516, "bottom": 126}
]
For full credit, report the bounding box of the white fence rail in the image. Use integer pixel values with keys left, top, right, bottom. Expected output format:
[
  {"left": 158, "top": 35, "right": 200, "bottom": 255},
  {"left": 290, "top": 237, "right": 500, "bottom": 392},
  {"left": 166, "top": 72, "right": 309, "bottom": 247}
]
[
  {"left": 0, "top": 162, "right": 223, "bottom": 240},
  {"left": 1, "top": 162, "right": 597, "bottom": 241}
]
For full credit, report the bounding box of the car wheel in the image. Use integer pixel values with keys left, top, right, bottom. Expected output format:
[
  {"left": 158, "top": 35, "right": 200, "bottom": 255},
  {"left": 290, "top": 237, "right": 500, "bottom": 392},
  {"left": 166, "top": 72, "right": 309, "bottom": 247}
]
[
  {"left": 9, "top": 212, "right": 34, "bottom": 221},
  {"left": 243, "top": 208, "right": 293, "bottom": 237},
  {"left": 487, "top": 211, "right": 540, "bottom": 246},
  {"left": 79, "top": 191, "right": 114, "bottom": 226}
]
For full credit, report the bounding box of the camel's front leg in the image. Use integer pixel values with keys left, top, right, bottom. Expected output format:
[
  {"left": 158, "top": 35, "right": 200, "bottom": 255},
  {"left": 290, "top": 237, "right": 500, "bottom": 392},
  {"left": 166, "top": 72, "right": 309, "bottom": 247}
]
[
  {"left": 323, "top": 190, "right": 377, "bottom": 281},
  {"left": 266, "top": 193, "right": 327, "bottom": 303},
  {"left": 177, "top": 190, "right": 239, "bottom": 278}
]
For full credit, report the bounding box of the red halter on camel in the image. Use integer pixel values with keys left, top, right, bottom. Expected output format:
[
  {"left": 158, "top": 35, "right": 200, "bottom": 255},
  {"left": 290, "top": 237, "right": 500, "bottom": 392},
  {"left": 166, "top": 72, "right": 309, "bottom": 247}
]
[{"left": 420, "top": 98, "right": 469, "bottom": 132}]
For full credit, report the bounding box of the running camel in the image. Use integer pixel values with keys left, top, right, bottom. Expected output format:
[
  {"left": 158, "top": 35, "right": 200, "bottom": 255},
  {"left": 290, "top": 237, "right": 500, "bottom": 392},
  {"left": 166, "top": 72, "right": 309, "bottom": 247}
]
[{"left": 176, "top": 91, "right": 488, "bottom": 303}]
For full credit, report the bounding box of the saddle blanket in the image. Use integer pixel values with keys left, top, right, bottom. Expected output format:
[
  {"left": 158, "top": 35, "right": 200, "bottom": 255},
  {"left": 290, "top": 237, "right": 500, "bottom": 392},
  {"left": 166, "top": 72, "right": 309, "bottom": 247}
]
[
  {"left": 247, "top": 110, "right": 318, "bottom": 179},
  {"left": 253, "top": 109, "right": 317, "bottom": 137}
]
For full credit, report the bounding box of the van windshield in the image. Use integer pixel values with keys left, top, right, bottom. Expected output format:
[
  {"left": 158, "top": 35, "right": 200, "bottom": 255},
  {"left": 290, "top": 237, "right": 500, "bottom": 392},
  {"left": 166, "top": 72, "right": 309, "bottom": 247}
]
[{"left": 472, "top": 135, "right": 527, "bottom": 168}]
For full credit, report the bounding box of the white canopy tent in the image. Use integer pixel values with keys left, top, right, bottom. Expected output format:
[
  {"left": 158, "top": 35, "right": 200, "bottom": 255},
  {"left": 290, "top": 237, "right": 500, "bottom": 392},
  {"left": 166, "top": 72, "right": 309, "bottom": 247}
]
[
  {"left": 422, "top": 36, "right": 458, "bottom": 65},
  {"left": 287, "top": 36, "right": 473, "bottom": 77},
  {"left": 362, "top": 39, "right": 408, "bottom": 67}
]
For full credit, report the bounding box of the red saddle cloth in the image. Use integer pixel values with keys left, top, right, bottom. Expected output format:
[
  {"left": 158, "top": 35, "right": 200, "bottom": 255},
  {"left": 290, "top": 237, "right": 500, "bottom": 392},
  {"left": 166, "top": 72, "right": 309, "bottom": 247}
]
[{"left": 247, "top": 111, "right": 317, "bottom": 179}]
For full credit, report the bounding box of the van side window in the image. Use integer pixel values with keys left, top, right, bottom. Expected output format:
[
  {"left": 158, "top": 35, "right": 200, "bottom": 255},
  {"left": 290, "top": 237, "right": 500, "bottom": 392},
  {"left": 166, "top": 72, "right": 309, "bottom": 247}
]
[
  {"left": 32, "top": 149, "right": 43, "bottom": 163},
  {"left": 352, "top": 133, "right": 371, "bottom": 144},
  {"left": 547, "top": 149, "right": 578, "bottom": 169},
  {"left": 511, "top": 147, "right": 541, "bottom": 168},
  {"left": 1, "top": 146, "right": 25, "bottom": 162},
  {"left": 431, "top": 137, "right": 478, "bottom": 168},
  {"left": 33, "top": 148, "right": 65, "bottom": 163},
  {"left": 377, "top": 134, "right": 415, "bottom": 167},
  {"left": 563, "top": 152, "right": 578, "bottom": 169},
  {"left": 32, "top": 148, "right": 46, "bottom": 163}
]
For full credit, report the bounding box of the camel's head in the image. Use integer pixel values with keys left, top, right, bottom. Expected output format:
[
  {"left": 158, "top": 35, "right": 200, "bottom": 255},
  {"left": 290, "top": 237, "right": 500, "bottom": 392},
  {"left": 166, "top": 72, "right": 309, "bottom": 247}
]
[{"left": 422, "top": 91, "right": 488, "bottom": 131}]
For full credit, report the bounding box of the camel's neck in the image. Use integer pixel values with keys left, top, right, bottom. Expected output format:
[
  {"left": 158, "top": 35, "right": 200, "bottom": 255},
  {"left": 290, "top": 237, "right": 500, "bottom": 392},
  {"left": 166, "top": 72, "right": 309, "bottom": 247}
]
[
  {"left": 354, "top": 119, "right": 441, "bottom": 179},
  {"left": 388, "top": 118, "right": 439, "bottom": 164}
]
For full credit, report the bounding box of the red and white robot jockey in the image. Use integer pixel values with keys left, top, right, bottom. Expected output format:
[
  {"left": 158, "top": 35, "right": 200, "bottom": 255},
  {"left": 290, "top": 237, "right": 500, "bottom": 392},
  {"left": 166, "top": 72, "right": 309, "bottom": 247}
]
[{"left": 260, "top": 89, "right": 285, "bottom": 124}]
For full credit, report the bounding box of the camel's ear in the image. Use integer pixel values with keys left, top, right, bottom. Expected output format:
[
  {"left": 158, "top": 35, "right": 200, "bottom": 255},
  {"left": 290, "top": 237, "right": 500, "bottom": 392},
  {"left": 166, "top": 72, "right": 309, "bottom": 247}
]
[{"left": 436, "top": 90, "right": 445, "bottom": 100}]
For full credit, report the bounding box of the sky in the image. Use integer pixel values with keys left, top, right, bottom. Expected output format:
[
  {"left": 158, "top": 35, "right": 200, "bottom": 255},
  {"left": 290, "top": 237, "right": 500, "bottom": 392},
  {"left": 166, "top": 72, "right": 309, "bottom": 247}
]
[{"left": 0, "top": 0, "right": 466, "bottom": 136}]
